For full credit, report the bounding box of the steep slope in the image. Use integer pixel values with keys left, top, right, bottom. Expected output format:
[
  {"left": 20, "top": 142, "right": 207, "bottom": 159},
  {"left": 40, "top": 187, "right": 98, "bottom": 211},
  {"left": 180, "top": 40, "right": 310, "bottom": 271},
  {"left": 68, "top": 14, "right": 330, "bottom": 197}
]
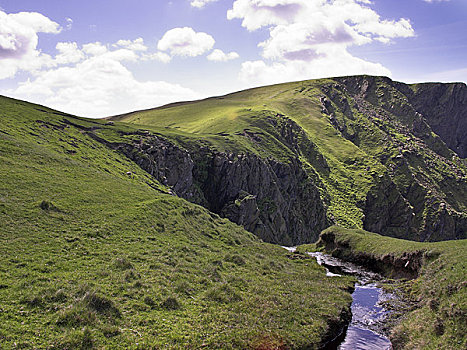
[
  {"left": 0, "top": 96, "right": 355, "bottom": 348},
  {"left": 111, "top": 76, "right": 467, "bottom": 243}
]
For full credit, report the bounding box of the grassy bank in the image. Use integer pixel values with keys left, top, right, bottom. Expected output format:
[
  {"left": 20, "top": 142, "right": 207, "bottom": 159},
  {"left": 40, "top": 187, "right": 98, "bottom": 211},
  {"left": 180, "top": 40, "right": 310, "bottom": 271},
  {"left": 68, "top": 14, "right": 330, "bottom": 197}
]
[{"left": 298, "top": 226, "right": 466, "bottom": 349}]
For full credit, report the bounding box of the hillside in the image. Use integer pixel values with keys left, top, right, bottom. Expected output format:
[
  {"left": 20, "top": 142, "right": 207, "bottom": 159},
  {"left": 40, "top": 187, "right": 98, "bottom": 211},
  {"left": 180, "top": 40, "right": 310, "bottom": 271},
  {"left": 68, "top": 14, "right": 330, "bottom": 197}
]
[
  {"left": 111, "top": 75, "right": 467, "bottom": 244},
  {"left": 0, "top": 96, "right": 354, "bottom": 348}
]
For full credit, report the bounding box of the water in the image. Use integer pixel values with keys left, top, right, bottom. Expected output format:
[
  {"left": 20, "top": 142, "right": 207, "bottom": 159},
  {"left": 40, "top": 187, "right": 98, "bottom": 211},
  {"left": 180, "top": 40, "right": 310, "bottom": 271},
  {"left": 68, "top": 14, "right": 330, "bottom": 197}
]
[
  {"left": 308, "top": 252, "right": 392, "bottom": 350},
  {"left": 283, "top": 248, "right": 392, "bottom": 350}
]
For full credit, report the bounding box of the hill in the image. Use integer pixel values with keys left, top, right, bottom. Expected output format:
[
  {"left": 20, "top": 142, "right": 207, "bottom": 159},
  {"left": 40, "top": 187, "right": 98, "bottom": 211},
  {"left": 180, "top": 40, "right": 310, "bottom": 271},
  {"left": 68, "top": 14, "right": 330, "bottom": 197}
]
[
  {"left": 110, "top": 75, "right": 467, "bottom": 244},
  {"left": 0, "top": 95, "right": 354, "bottom": 348}
]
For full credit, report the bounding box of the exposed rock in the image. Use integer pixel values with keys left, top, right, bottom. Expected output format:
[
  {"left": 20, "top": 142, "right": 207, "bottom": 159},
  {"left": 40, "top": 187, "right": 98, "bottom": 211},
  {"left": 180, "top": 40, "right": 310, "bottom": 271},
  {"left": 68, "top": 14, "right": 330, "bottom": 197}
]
[
  {"left": 363, "top": 175, "right": 415, "bottom": 240},
  {"left": 408, "top": 82, "right": 467, "bottom": 158},
  {"left": 97, "top": 75, "right": 466, "bottom": 244},
  {"left": 321, "top": 76, "right": 467, "bottom": 241},
  {"left": 110, "top": 133, "right": 329, "bottom": 245}
]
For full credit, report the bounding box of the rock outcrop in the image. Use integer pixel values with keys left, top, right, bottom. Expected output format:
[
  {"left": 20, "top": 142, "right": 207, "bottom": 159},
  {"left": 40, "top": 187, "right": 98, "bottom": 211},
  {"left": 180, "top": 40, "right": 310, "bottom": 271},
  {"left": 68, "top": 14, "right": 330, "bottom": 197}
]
[
  {"left": 111, "top": 132, "right": 328, "bottom": 245},
  {"left": 321, "top": 76, "right": 467, "bottom": 240}
]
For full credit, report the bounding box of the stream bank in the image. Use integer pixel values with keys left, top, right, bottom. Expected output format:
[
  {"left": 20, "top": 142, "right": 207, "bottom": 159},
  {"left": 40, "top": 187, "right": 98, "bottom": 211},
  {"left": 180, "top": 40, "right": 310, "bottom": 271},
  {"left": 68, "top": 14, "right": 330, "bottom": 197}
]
[
  {"left": 284, "top": 247, "right": 394, "bottom": 349},
  {"left": 309, "top": 252, "right": 393, "bottom": 350}
]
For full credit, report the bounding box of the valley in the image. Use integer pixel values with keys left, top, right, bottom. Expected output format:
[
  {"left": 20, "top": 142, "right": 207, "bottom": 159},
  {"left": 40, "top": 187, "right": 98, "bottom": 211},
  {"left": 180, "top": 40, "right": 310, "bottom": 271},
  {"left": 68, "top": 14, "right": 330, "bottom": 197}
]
[{"left": 0, "top": 75, "right": 466, "bottom": 349}]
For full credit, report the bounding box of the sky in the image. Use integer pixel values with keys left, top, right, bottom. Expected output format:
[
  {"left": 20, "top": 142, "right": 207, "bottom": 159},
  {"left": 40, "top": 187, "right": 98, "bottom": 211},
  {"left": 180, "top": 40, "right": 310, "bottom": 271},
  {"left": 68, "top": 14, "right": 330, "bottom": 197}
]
[{"left": 0, "top": 0, "right": 466, "bottom": 118}]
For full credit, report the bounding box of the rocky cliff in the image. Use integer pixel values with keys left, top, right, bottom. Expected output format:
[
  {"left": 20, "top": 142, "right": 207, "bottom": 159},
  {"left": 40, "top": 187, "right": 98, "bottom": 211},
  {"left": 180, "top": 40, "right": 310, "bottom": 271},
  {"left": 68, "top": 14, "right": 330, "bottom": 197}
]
[
  {"left": 326, "top": 76, "right": 467, "bottom": 240},
  {"left": 106, "top": 130, "right": 329, "bottom": 245}
]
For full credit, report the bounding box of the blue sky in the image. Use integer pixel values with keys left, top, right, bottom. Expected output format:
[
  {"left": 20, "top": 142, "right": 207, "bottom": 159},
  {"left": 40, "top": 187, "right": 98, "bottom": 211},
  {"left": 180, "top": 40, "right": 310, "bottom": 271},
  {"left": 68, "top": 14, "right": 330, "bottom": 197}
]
[{"left": 0, "top": 0, "right": 466, "bottom": 117}]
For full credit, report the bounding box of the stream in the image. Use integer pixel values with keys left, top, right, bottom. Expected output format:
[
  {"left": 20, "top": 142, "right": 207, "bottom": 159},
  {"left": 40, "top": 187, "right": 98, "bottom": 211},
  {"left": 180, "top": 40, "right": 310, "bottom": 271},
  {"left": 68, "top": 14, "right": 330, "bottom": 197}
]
[{"left": 283, "top": 247, "right": 393, "bottom": 350}]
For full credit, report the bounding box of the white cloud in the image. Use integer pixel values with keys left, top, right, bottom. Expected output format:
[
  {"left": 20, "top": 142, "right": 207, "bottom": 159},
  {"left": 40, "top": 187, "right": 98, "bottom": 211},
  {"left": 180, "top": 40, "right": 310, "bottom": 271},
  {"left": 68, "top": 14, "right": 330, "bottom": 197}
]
[
  {"left": 65, "top": 17, "right": 73, "bottom": 30},
  {"left": 228, "top": 0, "right": 415, "bottom": 85},
  {"left": 7, "top": 54, "right": 199, "bottom": 118},
  {"left": 239, "top": 50, "right": 390, "bottom": 86},
  {"left": 113, "top": 37, "right": 147, "bottom": 52},
  {"left": 55, "top": 42, "right": 85, "bottom": 65},
  {"left": 227, "top": 0, "right": 305, "bottom": 31},
  {"left": 142, "top": 51, "right": 172, "bottom": 63},
  {"left": 82, "top": 42, "right": 108, "bottom": 56},
  {"left": 190, "top": 0, "right": 219, "bottom": 8},
  {"left": 0, "top": 10, "right": 61, "bottom": 78},
  {"left": 157, "top": 27, "right": 215, "bottom": 57},
  {"left": 0, "top": 9, "right": 201, "bottom": 118},
  {"left": 207, "top": 49, "right": 239, "bottom": 62}
]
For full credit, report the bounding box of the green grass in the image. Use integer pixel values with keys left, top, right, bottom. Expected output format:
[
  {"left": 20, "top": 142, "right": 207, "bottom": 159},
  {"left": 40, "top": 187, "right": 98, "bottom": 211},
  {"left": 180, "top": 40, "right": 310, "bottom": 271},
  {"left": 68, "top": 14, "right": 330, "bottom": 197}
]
[
  {"left": 0, "top": 96, "right": 355, "bottom": 349},
  {"left": 298, "top": 226, "right": 467, "bottom": 350}
]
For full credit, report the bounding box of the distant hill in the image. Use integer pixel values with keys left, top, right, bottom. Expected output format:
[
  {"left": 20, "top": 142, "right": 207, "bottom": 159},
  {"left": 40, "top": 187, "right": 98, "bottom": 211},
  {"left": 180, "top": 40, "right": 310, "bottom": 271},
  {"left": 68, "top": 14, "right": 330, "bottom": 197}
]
[{"left": 110, "top": 75, "right": 467, "bottom": 243}]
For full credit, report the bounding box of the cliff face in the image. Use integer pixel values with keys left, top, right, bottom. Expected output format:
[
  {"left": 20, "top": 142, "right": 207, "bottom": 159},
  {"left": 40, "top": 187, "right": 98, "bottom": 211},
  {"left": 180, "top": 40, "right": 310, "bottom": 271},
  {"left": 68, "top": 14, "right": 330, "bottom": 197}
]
[
  {"left": 323, "top": 76, "right": 467, "bottom": 241},
  {"left": 409, "top": 82, "right": 467, "bottom": 158},
  {"left": 105, "top": 75, "right": 467, "bottom": 244},
  {"left": 113, "top": 132, "right": 328, "bottom": 245}
]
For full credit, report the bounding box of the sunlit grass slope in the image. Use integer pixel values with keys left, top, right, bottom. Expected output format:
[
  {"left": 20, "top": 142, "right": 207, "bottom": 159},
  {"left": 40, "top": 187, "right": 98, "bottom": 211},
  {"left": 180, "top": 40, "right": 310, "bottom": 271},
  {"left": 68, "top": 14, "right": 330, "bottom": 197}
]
[{"left": 0, "top": 96, "right": 354, "bottom": 349}]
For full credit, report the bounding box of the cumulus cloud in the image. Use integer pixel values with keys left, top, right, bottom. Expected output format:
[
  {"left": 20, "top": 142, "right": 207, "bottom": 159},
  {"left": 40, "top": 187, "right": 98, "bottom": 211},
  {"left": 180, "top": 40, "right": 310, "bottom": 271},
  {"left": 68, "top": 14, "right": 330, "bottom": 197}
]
[
  {"left": 227, "top": 0, "right": 415, "bottom": 85},
  {"left": 157, "top": 27, "right": 215, "bottom": 57},
  {"left": 82, "top": 42, "right": 108, "bottom": 56},
  {"left": 142, "top": 51, "right": 172, "bottom": 63},
  {"left": 0, "top": 9, "right": 201, "bottom": 117},
  {"left": 113, "top": 37, "right": 147, "bottom": 52},
  {"left": 0, "top": 10, "right": 61, "bottom": 78},
  {"left": 190, "top": 0, "right": 219, "bottom": 8},
  {"left": 55, "top": 42, "right": 85, "bottom": 64},
  {"left": 5, "top": 35, "right": 198, "bottom": 117},
  {"left": 239, "top": 51, "right": 391, "bottom": 86},
  {"left": 7, "top": 54, "right": 198, "bottom": 118},
  {"left": 207, "top": 49, "right": 239, "bottom": 62}
]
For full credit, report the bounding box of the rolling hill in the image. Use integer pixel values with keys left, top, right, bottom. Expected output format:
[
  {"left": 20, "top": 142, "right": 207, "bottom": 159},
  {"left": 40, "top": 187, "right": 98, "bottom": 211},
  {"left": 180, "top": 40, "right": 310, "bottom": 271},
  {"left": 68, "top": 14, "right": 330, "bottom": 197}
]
[{"left": 0, "top": 95, "right": 354, "bottom": 349}]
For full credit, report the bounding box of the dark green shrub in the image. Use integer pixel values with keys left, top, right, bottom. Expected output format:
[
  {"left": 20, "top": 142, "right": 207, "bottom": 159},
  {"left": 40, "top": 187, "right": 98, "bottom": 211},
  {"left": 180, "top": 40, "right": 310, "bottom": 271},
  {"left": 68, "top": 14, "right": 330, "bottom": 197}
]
[
  {"left": 160, "top": 296, "right": 180, "bottom": 310},
  {"left": 39, "top": 200, "right": 59, "bottom": 211},
  {"left": 143, "top": 296, "right": 156, "bottom": 308},
  {"left": 83, "top": 291, "right": 120, "bottom": 317},
  {"left": 56, "top": 306, "right": 97, "bottom": 327}
]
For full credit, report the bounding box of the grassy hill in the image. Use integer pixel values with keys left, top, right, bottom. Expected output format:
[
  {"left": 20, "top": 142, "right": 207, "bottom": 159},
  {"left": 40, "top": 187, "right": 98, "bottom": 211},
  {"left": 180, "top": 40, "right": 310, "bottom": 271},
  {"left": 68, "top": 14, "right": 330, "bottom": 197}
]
[
  {"left": 0, "top": 95, "right": 354, "bottom": 349},
  {"left": 110, "top": 76, "right": 467, "bottom": 243},
  {"left": 1, "top": 74, "right": 466, "bottom": 349}
]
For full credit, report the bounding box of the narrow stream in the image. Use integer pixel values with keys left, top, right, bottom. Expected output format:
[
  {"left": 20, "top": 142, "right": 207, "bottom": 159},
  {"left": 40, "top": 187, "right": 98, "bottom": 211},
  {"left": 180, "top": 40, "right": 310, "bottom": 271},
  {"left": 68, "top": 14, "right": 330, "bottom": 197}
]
[{"left": 283, "top": 248, "right": 393, "bottom": 350}]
